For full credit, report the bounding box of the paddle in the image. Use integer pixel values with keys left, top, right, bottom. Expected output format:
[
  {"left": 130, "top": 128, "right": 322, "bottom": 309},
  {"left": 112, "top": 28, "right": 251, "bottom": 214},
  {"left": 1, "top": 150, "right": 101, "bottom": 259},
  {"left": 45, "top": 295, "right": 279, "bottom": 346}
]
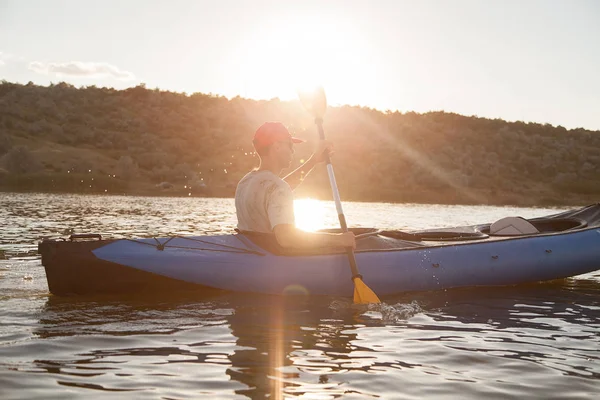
[{"left": 299, "top": 87, "right": 381, "bottom": 304}]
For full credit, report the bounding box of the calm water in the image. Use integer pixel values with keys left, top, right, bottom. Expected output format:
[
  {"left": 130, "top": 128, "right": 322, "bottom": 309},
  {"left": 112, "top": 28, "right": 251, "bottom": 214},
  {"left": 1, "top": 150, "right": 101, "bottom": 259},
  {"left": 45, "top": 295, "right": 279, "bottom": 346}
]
[{"left": 1, "top": 193, "right": 599, "bottom": 399}]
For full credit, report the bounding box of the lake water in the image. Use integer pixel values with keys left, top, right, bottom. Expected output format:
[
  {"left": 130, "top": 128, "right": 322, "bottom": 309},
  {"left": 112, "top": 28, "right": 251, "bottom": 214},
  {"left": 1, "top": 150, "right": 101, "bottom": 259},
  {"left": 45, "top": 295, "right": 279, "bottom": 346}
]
[{"left": 1, "top": 193, "right": 599, "bottom": 399}]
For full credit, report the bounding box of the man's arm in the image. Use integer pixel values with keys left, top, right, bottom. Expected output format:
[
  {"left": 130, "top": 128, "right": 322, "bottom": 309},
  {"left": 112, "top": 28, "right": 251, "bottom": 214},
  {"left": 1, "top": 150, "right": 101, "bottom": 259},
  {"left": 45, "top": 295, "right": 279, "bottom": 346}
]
[
  {"left": 283, "top": 140, "right": 333, "bottom": 190},
  {"left": 273, "top": 224, "right": 355, "bottom": 249},
  {"left": 282, "top": 157, "right": 318, "bottom": 190}
]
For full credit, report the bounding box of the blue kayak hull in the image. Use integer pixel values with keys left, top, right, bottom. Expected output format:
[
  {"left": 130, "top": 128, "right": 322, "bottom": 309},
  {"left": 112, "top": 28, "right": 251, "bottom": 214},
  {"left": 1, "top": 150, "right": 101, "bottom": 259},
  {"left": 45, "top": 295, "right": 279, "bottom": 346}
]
[
  {"left": 89, "top": 228, "right": 600, "bottom": 296},
  {"left": 39, "top": 204, "right": 600, "bottom": 297}
]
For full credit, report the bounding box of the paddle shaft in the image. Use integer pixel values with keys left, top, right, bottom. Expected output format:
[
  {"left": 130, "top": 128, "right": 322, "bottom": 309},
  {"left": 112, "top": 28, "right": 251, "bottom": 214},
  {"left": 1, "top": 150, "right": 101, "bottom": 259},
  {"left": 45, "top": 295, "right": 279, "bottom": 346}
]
[{"left": 315, "top": 118, "right": 362, "bottom": 280}]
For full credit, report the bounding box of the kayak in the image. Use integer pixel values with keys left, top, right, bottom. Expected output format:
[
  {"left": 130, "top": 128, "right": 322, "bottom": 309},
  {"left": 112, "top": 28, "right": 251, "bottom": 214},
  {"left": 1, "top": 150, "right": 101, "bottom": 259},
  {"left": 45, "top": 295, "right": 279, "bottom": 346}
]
[{"left": 38, "top": 204, "right": 600, "bottom": 297}]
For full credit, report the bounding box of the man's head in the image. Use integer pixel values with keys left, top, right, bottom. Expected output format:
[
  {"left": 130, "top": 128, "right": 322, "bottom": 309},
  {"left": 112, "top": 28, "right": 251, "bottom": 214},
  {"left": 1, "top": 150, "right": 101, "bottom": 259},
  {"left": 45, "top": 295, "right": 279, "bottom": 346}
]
[{"left": 252, "top": 122, "right": 304, "bottom": 168}]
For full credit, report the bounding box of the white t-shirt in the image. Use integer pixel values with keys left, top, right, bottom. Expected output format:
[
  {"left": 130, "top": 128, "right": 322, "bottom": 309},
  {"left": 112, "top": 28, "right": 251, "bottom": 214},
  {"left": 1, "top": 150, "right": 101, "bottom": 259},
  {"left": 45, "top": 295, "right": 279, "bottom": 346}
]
[{"left": 235, "top": 170, "right": 295, "bottom": 233}]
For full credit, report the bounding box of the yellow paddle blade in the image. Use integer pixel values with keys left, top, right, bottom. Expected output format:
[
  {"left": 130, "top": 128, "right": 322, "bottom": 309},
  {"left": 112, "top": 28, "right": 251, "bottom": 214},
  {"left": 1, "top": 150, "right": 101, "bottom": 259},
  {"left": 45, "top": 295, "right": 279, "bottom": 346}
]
[{"left": 353, "top": 277, "right": 381, "bottom": 304}]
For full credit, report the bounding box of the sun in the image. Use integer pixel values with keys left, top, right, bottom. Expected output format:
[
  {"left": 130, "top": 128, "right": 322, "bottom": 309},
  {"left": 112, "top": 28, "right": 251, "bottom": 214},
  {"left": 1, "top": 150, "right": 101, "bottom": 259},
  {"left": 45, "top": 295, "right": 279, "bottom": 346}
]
[
  {"left": 293, "top": 198, "right": 327, "bottom": 232},
  {"left": 234, "top": 13, "right": 375, "bottom": 105}
]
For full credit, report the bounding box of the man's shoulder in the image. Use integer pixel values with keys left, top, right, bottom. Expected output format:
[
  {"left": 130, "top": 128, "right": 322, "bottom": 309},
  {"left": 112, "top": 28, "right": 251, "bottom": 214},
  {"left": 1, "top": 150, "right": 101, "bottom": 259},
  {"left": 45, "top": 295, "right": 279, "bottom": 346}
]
[{"left": 240, "top": 170, "right": 286, "bottom": 187}]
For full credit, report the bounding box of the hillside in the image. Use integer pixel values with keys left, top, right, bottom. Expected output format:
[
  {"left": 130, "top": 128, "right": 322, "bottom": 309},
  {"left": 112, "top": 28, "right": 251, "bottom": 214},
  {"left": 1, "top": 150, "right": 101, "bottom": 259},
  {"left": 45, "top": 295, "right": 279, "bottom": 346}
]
[{"left": 1, "top": 80, "right": 599, "bottom": 206}]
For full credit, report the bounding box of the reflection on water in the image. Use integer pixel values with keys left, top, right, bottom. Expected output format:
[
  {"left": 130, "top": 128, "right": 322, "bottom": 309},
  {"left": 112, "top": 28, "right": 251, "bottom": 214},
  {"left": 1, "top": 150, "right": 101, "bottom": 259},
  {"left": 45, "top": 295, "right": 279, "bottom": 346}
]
[
  {"left": 5, "top": 282, "right": 598, "bottom": 398},
  {"left": 0, "top": 193, "right": 599, "bottom": 398}
]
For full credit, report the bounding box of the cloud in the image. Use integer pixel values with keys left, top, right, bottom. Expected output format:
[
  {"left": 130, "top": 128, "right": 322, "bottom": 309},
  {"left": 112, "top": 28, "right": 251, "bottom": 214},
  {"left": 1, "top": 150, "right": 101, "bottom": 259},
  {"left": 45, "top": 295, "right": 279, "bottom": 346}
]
[{"left": 28, "top": 61, "right": 135, "bottom": 80}]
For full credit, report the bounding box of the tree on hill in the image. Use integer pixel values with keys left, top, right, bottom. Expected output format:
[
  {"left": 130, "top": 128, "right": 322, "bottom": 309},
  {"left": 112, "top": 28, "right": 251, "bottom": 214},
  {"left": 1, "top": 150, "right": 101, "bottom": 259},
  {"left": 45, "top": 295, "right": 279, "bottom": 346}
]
[{"left": 3, "top": 146, "right": 42, "bottom": 173}]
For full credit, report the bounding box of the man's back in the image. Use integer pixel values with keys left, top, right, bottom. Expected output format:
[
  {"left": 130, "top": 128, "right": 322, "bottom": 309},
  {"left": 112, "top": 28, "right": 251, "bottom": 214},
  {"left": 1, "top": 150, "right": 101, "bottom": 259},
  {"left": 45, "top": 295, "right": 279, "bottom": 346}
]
[{"left": 235, "top": 170, "right": 295, "bottom": 233}]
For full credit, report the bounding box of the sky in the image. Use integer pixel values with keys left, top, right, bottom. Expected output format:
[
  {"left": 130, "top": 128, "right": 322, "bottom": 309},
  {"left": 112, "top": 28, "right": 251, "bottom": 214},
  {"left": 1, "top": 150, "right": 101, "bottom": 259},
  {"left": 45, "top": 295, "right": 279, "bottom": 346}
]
[{"left": 1, "top": 0, "right": 599, "bottom": 130}]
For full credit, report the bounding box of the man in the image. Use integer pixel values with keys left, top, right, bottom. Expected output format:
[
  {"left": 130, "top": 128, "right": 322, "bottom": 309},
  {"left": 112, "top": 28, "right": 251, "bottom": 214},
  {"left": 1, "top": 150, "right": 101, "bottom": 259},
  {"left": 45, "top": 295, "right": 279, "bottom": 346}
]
[{"left": 235, "top": 122, "right": 356, "bottom": 250}]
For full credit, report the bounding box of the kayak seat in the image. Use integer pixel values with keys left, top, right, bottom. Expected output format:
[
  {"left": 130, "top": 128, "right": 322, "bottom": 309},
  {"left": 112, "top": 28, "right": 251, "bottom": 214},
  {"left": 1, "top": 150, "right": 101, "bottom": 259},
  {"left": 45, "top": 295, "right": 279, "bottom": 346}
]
[{"left": 490, "top": 217, "right": 539, "bottom": 236}]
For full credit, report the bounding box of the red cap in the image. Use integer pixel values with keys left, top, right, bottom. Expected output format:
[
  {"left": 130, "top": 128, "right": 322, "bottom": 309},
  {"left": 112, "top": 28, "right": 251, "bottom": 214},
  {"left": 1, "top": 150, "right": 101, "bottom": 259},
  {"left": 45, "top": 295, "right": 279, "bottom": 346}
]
[{"left": 252, "top": 122, "right": 305, "bottom": 150}]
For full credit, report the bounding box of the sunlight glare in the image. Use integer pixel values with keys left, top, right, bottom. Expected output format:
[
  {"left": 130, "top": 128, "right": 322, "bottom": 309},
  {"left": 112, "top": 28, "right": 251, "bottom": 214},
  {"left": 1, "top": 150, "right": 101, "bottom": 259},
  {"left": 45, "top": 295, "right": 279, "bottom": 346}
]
[
  {"left": 294, "top": 198, "right": 327, "bottom": 232},
  {"left": 237, "top": 14, "right": 374, "bottom": 105}
]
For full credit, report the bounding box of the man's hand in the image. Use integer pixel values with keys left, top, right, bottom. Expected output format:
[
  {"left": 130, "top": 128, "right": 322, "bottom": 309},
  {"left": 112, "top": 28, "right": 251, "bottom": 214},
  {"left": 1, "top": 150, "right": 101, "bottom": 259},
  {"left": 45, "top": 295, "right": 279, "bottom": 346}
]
[
  {"left": 311, "top": 140, "right": 334, "bottom": 164},
  {"left": 336, "top": 231, "right": 356, "bottom": 249}
]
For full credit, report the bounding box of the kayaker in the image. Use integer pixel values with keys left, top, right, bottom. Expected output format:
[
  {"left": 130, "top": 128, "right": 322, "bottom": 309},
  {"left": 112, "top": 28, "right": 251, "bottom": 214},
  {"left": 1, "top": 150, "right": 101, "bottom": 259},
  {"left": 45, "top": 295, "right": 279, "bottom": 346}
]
[{"left": 235, "top": 122, "right": 356, "bottom": 250}]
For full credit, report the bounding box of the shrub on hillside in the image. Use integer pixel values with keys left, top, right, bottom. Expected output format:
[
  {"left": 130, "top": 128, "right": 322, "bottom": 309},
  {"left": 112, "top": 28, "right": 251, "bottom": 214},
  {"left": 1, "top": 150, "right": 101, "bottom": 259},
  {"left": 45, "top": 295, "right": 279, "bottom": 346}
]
[
  {"left": 117, "top": 155, "right": 139, "bottom": 180},
  {"left": 151, "top": 165, "right": 177, "bottom": 182},
  {"left": 3, "top": 146, "right": 42, "bottom": 173}
]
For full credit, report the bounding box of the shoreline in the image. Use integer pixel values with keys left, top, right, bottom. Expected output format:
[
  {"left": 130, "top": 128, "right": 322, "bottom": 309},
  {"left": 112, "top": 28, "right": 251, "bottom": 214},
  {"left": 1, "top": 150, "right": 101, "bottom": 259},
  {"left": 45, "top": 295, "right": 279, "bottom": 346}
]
[{"left": 1, "top": 187, "right": 595, "bottom": 209}]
